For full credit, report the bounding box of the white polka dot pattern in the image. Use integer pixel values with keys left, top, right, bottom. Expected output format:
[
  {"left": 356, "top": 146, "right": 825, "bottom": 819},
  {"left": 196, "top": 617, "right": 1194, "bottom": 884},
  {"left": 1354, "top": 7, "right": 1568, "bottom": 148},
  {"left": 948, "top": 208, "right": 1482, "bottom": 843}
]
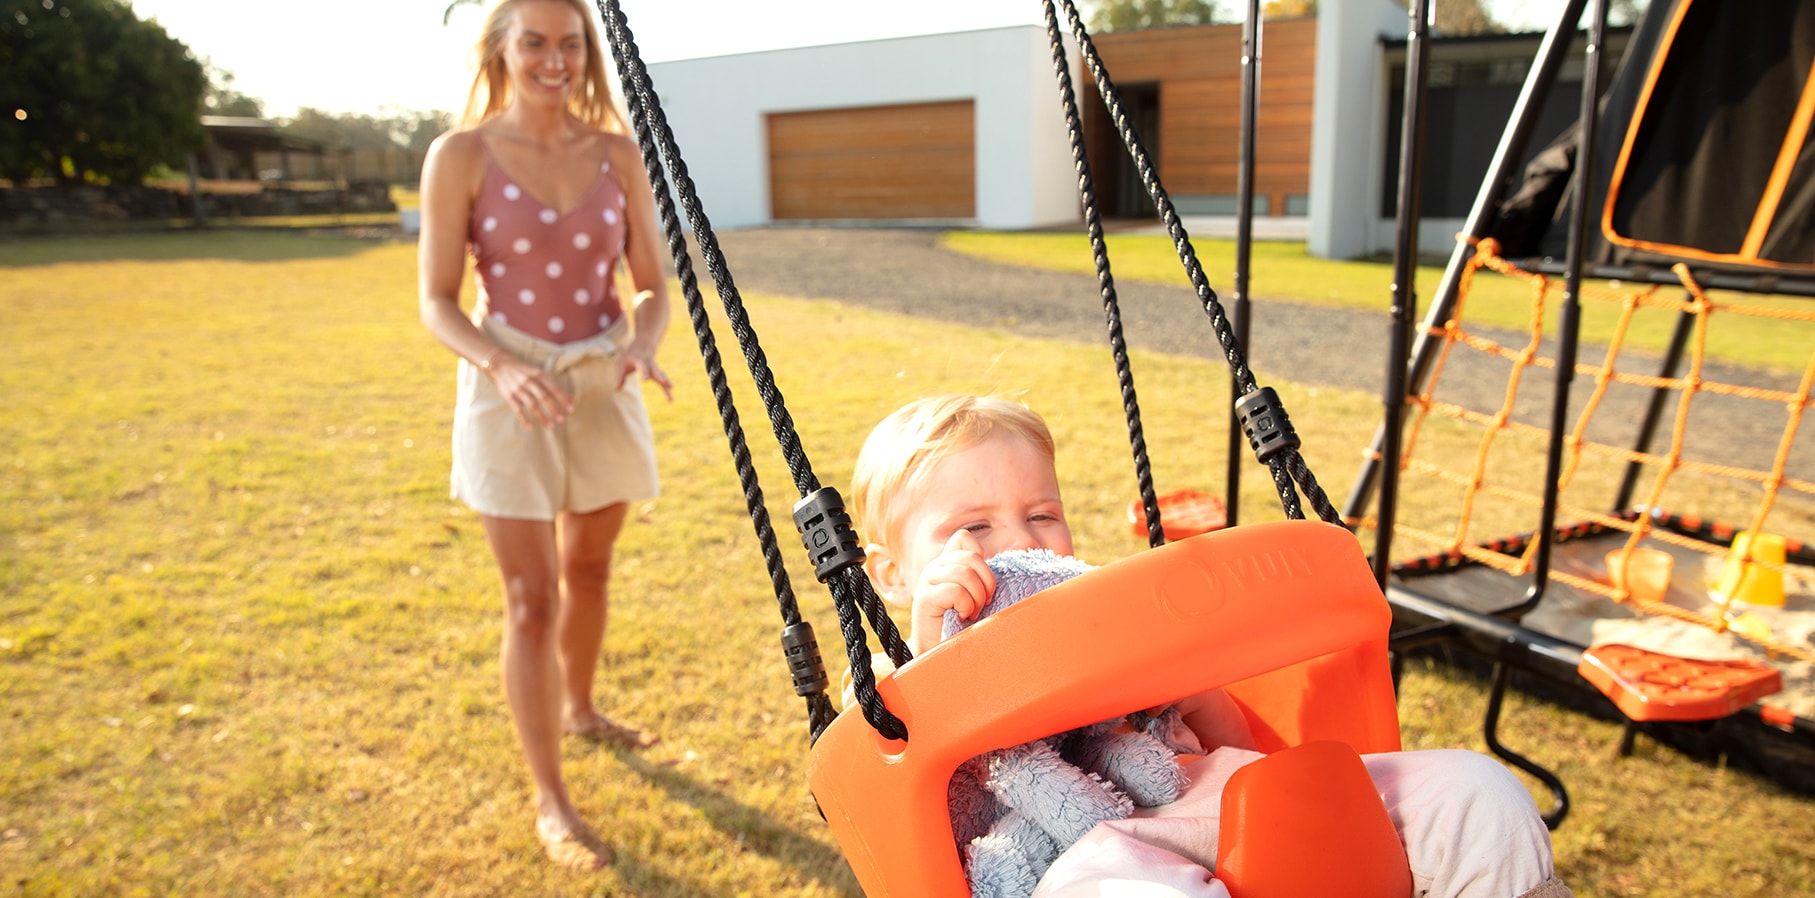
[{"left": 470, "top": 151, "right": 630, "bottom": 343}]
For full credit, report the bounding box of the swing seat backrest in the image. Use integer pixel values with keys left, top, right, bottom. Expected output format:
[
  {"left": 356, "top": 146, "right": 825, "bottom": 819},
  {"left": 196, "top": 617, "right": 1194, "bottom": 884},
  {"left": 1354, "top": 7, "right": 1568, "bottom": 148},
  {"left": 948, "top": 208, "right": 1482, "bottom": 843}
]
[{"left": 807, "top": 520, "right": 1402, "bottom": 897}]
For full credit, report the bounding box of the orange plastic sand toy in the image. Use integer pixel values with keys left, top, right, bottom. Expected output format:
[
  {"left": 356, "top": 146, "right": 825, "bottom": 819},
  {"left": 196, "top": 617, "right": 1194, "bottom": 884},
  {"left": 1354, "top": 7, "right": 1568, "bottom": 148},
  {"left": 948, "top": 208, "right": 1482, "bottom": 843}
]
[
  {"left": 807, "top": 520, "right": 1402, "bottom": 897},
  {"left": 1578, "top": 643, "right": 1783, "bottom": 722}
]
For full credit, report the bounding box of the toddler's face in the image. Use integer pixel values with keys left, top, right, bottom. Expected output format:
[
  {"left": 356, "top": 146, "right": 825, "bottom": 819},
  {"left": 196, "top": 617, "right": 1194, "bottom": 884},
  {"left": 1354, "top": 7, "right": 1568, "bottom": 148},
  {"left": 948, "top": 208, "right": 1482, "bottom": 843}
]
[{"left": 889, "top": 431, "right": 1075, "bottom": 591}]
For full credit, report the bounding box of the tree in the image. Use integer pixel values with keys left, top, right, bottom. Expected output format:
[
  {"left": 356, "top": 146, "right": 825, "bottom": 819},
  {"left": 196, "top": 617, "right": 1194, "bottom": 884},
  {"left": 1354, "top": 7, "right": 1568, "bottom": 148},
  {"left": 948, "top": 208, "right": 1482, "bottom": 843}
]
[
  {"left": 1434, "top": 0, "right": 1502, "bottom": 36},
  {"left": 204, "top": 66, "right": 264, "bottom": 119},
  {"left": 280, "top": 107, "right": 453, "bottom": 154},
  {"left": 1263, "top": 0, "right": 1316, "bottom": 19},
  {"left": 0, "top": 0, "right": 207, "bottom": 184},
  {"left": 1088, "top": 0, "right": 1223, "bottom": 33}
]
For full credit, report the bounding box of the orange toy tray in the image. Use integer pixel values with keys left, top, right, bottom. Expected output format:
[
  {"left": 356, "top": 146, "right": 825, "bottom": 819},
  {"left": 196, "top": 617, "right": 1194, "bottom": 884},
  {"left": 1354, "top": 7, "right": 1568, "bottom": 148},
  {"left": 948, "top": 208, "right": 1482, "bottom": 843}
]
[
  {"left": 1128, "top": 488, "right": 1228, "bottom": 541},
  {"left": 1578, "top": 643, "right": 1784, "bottom": 723}
]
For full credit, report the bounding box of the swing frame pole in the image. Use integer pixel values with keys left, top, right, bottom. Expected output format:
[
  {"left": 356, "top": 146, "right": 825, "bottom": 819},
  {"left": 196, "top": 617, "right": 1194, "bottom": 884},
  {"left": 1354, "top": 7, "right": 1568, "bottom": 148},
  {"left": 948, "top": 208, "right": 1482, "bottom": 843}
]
[
  {"left": 1522, "top": 0, "right": 1610, "bottom": 617},
  {"left": 1343, "top": 0, "right": 1591, "bottom": 525},
  {"left": 1226, "top": 0, "right": 1261, "bottom": 527},
  {"left": 1374, "top": 0, "right": 1431, "bottom": 588}
]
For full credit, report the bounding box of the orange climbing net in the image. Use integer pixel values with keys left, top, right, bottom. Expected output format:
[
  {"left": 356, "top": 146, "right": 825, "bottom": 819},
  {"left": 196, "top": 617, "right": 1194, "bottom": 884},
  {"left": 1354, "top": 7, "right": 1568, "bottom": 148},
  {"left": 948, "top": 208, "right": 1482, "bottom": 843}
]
[{"left": 1361, "top": 239, "right": 1815, "bottom": 664}]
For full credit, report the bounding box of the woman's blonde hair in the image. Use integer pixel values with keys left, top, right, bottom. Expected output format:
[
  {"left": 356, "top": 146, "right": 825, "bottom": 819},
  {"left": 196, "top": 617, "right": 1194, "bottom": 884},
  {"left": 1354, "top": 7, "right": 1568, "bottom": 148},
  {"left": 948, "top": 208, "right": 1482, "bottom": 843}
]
[
  {"left": 851, "top": 395, "right": 1056, "bottom": 552},
  {"left": 460, "top": 0, "right": 626, "bottom": 132}
]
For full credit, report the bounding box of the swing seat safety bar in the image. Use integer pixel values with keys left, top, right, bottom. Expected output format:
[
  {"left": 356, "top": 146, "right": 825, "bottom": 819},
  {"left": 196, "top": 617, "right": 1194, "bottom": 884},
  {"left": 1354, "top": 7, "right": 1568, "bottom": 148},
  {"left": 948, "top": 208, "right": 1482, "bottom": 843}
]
[{"left": 807, "top": 520, "right": 1403, "bottom": 898}]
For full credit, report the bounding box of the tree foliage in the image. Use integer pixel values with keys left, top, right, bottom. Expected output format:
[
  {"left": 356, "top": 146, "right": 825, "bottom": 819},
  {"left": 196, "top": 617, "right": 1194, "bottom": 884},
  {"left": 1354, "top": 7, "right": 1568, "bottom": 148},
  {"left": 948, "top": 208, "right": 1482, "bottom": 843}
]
[
  {"left": 281, "top": 108, "right": 453, "bottom": 155},
  {"left": 1263, "top": 0, "right": 1315, "bottom": 18},
  {"left": 1087, "top": 0, "right": 1223, "bottom": 33},
  {"left": 0, "top": 0, "right": 208, "bottom": 184},
  {"left": 204, "top": 66, "right": 264, "bottom": 119},
  {"left": 1435, "top": 0, "right": 1502, "bottom": 35}
]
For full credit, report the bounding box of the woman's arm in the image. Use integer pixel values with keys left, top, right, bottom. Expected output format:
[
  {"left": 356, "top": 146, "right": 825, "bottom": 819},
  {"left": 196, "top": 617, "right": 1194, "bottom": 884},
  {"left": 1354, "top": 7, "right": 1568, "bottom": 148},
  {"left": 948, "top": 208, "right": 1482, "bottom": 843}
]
[{"left": 606, "top": 134, "right": 673, "bottom": 400}]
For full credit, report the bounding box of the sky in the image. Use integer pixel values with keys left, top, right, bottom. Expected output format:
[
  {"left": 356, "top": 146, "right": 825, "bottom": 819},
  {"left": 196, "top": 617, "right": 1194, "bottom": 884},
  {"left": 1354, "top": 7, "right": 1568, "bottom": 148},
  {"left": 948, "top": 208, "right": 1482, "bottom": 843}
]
[
  {"left": 126, "top": 0, "right": 1056, "bottom": 120},
  {"left": 126, "top": 0, "right": 1569, "bottom": 121}
]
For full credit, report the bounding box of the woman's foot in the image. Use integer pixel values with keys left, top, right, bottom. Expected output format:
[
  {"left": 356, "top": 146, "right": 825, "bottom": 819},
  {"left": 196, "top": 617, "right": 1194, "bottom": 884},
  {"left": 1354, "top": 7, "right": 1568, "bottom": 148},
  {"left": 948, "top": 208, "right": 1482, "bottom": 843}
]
[
  {"left": 565, "top": 710, "right": 659, "bottom": 749},
  {"left": 536, "top": 815, "right": 611, "bottom": 871}
]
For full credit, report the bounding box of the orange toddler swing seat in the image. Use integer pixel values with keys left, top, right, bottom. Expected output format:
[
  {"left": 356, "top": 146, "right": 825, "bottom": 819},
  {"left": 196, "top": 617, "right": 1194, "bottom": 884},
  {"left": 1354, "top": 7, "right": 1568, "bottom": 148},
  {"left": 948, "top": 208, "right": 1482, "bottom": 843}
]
[{"left": 808, "top": 520, "right": 1407, "bottom": 897}]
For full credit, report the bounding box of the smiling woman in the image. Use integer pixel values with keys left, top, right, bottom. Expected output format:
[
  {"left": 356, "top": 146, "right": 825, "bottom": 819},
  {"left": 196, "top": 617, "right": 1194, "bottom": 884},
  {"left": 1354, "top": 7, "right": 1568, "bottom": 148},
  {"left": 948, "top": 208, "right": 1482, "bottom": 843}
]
[{"left": 412, "top": 0, "right": 676, "bottom": 875}]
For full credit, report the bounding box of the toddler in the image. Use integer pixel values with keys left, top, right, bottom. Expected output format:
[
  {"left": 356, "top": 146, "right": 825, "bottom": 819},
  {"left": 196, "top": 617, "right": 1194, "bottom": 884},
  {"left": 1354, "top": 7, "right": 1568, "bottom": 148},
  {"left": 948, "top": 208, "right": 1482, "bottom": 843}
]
[{"left": 847, "top": 394, "right": 1572, "bottom": 898}]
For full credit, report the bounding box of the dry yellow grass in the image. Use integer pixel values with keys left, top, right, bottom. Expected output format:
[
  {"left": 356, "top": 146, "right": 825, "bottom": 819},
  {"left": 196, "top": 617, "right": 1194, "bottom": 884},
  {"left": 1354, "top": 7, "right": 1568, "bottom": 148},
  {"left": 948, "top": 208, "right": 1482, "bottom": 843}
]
[{"left": 1, "top": 231, "right": 1811, "bottom": 896}]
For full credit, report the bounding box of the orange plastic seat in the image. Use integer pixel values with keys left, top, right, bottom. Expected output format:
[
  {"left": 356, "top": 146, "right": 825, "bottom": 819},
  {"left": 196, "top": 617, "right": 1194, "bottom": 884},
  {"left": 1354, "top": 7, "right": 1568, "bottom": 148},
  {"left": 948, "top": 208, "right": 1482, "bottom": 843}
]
[
  {"left": 1578, "top": 643, "right": 1784, "bottom": 722},
  {"left": 1216, "top": 740, "right": 1412, "bottom": 898},
  {"left": 807, "top": 520, "right": 1403, "bottom": 898},
  {"left": 1129, "top": 488, "right": 1229, "bottom": 541}
]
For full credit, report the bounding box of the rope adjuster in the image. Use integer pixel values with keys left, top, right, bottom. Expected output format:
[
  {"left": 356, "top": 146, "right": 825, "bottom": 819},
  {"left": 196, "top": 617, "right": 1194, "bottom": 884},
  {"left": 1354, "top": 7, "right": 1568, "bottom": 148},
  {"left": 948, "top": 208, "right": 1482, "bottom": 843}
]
[
  {"left": 792, "top": 487, "right": 866, "bottom": 582},
  {"left": 779, "top": 621, "right": 831, "bottom": 697},
  {"left": 1235, "top": 387, "right": 1301, "bottom": 463}
]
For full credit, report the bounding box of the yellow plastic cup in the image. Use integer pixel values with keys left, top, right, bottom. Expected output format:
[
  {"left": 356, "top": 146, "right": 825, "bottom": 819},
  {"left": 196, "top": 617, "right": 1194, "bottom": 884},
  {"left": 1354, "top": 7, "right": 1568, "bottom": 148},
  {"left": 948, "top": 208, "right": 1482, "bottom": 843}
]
[{"left": 1715, "top": 530, "right": 1787, "bottom": 608}]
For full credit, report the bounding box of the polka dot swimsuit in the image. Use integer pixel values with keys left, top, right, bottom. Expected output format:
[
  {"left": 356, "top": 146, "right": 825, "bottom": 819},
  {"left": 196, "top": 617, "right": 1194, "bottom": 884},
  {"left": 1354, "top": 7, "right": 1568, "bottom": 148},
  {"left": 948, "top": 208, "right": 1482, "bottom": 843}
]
[{"left": 470, "top": 142, "right": 629, "bottom": 343}]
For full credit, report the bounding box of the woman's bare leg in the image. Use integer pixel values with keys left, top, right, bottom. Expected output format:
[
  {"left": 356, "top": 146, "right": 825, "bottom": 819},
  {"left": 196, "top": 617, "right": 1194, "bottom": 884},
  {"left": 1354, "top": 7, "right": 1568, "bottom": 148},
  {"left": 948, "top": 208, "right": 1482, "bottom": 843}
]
[
  {"left": 481, "top": 514, "right": 609, "bottom": 870},
  {"left": 557, "top": 503, "right": 653, "bottom": 745}
]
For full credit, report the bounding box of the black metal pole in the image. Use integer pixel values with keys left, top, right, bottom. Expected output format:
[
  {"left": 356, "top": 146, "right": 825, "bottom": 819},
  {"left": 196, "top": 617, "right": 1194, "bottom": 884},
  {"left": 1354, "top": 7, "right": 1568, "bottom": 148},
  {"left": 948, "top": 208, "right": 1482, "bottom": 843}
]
[
  {"left": 1520, "top": 0, "right": 1610, "bottom": 617},
  {"left": 1342, "top": 0, "right": 1591, "bottom": 522},
  {"left": 1227, "top": 0, "right": 1262, "bottom": 526},
  {"left": 1374, "top": 0, "right": 1432, "bottom": 588}
]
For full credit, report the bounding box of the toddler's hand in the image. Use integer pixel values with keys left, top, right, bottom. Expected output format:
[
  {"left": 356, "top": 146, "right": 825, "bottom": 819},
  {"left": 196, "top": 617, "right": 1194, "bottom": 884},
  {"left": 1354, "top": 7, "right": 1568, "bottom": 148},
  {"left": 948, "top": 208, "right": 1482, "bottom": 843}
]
[{"left": 907, "top": 529, "right": 996, "bottom": 655}]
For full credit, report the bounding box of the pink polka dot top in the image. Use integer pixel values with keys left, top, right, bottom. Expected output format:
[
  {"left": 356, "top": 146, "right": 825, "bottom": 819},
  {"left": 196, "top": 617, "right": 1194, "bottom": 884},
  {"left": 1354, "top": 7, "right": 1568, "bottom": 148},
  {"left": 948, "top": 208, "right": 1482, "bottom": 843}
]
[{"left": 469, "top": 142, "right": 629, "bottom": 343}]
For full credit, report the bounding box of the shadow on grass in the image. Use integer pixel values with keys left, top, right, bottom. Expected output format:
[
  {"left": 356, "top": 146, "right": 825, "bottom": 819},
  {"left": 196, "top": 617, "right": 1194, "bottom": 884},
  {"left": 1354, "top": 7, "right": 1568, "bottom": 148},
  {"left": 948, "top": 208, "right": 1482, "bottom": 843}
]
[
  {"left": 0, "top": 226, "right": 401, "bottom": 267},
  {"left": 617, "top": 752, "right": 863, "bottom": 897}
]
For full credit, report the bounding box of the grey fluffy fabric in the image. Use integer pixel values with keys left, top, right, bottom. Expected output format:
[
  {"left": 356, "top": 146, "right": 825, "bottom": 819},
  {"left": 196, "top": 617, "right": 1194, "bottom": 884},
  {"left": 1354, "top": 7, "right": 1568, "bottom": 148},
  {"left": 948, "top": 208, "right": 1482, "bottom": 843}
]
[{"left": 944, "top": 549, "right": 1189, "bottom": 898}]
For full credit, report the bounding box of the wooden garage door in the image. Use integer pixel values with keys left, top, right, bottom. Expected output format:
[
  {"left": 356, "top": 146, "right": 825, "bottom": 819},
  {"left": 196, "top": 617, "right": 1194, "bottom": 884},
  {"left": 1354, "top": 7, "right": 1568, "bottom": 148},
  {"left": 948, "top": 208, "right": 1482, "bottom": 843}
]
[{"left": 767, "top": 99, "right": 975, "bottom": 220}]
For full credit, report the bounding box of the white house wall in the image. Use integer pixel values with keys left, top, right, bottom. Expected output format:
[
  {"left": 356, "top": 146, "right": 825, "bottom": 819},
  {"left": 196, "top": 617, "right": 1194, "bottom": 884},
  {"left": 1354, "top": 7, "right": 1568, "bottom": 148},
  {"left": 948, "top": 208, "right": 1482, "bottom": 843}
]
[{"left": 644, "top": 26, "right": 1082, "bottom": 230}]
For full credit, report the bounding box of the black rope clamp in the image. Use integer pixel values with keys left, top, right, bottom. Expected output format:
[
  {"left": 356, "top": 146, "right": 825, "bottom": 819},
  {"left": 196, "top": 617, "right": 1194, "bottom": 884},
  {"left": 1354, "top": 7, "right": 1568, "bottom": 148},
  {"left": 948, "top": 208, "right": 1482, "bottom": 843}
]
[
  {"left": 780, "top": 621, "right": 831, "bottom": 697},
  {"left": 1235, "top": 387, "right": 1301, "bottom": 463},
  {"left": 792, "top": 487, "right": 865, "bottom": 582}
]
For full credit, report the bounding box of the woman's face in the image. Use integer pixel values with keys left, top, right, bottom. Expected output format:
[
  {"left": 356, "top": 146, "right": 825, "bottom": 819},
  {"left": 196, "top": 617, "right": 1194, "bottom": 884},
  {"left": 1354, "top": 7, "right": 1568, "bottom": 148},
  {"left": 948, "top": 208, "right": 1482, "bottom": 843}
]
[{"left": 502, "top": 0, "right": 587, "bottom": 109}]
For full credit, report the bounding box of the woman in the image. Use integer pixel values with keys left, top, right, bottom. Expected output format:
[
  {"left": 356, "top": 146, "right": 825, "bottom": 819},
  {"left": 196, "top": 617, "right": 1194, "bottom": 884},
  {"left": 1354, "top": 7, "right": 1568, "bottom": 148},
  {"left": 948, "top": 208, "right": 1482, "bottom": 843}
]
[{"left": 417, "top": 0, "right": 671, "bottom": 871}]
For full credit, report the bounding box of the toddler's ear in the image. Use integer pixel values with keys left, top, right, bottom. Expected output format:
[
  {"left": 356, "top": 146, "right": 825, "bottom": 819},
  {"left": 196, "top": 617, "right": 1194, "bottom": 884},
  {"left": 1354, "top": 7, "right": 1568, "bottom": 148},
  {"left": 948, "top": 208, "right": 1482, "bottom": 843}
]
[{"left": 864, "top": 543, "right": 911, "bottom": 609}]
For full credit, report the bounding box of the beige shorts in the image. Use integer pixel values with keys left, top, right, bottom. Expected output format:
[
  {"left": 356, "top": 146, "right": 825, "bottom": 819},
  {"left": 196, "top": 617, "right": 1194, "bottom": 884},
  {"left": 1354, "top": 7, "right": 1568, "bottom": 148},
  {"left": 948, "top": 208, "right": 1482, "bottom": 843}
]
[{"left": 450, "top": 315, "right": 660, "bottom": 520}]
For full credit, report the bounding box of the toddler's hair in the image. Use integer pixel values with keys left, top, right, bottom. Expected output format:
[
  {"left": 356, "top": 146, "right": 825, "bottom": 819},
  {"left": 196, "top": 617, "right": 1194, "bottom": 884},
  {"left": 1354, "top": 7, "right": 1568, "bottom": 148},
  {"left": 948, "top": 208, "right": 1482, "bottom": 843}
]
[{"left": 851, "top": 394, "right": 1055, "bottom": 551}]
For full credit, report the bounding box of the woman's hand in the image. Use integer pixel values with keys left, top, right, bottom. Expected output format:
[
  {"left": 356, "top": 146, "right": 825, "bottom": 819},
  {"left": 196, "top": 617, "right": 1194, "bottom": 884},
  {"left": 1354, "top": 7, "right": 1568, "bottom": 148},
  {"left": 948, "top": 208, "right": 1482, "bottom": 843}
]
[
  {"left": 616, "top": 342, "right": 674, "bottom": 401},
  {"left": 907, "top": 529, "right": 997, "bottom": 655},
  {"left": 487, "top": 354, "right": 574, "bottom": 428}
]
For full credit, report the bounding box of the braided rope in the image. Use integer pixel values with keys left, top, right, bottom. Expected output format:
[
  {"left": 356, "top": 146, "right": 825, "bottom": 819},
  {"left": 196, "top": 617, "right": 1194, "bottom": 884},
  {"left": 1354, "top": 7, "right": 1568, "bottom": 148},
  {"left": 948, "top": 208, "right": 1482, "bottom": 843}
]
[
  {"left": 1040, "top": 0, "right": 1162, "bottom": 547},
  {"left": 597, "top": 0, "right": 909, "bottom": 742},
  {"left": 1050, "top": 0, "right": 1340, "bottom": 524}
]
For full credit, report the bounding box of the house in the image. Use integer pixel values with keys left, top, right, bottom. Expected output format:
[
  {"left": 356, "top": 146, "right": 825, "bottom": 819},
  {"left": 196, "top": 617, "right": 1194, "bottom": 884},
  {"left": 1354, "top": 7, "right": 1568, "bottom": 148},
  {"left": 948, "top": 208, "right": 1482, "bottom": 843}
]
[{"left": 645, "top": 2, "right": 1619, "bottom": 260}]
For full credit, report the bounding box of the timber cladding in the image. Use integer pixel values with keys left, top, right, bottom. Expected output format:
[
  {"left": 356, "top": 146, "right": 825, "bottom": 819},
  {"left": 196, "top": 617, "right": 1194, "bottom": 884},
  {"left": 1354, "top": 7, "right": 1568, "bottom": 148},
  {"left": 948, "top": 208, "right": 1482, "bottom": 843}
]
[
  {"left": 1087, "top": 18, "right": 1316, "bottom": 216},
  {"left": 766, "top": 99, "right": 976, "bottom": 220}
]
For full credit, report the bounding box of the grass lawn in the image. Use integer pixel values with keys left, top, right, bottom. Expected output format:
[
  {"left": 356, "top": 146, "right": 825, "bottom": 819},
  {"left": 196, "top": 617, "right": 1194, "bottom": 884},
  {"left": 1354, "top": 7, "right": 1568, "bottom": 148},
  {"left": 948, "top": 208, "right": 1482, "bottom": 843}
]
[{"left": 2, "top": 231, "right": 1813, "bottom": 896}]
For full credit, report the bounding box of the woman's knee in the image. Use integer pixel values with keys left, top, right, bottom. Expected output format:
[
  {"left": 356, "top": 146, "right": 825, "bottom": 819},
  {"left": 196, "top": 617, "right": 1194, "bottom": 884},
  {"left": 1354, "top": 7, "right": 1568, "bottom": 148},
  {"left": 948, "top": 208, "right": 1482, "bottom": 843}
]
[{"left": 502, "top": 574, "right": 562, "bottom": 641}]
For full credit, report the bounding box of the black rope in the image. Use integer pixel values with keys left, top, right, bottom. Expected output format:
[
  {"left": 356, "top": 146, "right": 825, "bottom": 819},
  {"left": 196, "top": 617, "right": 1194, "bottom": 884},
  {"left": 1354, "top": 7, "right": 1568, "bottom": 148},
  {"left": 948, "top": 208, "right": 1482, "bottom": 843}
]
[
  {"left": 1051, "top": 0, "right": 1341, "bottom": 525},
  {"left": 1041, "top": 0, "right": 1164, "bottom": 549},
  {"left": 596, "top": 0, "right": 910, "bottom": 741}
]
